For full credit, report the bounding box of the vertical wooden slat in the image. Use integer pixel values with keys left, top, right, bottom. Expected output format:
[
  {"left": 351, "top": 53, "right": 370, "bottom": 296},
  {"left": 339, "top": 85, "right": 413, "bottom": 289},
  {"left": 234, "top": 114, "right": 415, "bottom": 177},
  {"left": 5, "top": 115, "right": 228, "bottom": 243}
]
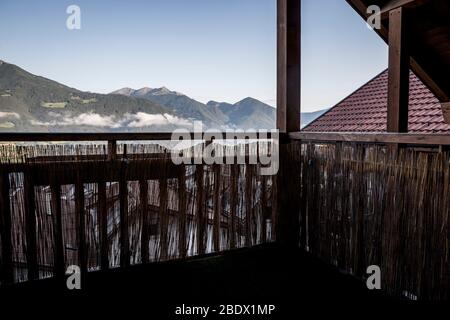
[
  {"left": 23, "top": 171, "right": 38, "bottom": 280},
  {"left": 108, "top": 140, "right": 117, "bottom": 161},
  {"left": 140, "top": 179, "right": 149, "bottom": 264},
  {"left": 119, "top": 179, "right": 129, "bottom": 268},
  {"left": 245, "top": 165, "right": 253, "bottom": 247},
  {"left": 271, "top": 171, "right": 278, "bottom": 242},
  {"left": 387, "top": 7, "right": 410, "bottom": 133},
  {"left": 260, "top": 175, "right": 268, "bottom": 243},
  {"left": 97, "top": 181, "right": 108, "bottom": 270},
  {"left": 355, "top": 146, "right": 366, "bottom": 277},
  {"left": 277, "top": 0, "right": 301, "bottom": 132},
  {"left": 299, "top": 144, "right": 308, "bottom": 249},
  {"left": 195, "top": 165, "right": 205, "bottom": 255},
  {"left": 178, "top": 168, "right": 187, "bottom": 259},
  {"left": 158, "top": 176, "right": 168, "bottom": 260},
  {"left": 50, "top": 184, "right": 65, "bottom": 278},
  {"left": 0, "top": 172, "right": 13, "bottom": 285},
  {"left": 213, "top": 165, "right": 221, "bottom": 252},
  {"left": 75, "top": 179, "right": 87, "bottom": 274},
  {"left": 229, "top": 165, "right": 238, "bottom": 249}
]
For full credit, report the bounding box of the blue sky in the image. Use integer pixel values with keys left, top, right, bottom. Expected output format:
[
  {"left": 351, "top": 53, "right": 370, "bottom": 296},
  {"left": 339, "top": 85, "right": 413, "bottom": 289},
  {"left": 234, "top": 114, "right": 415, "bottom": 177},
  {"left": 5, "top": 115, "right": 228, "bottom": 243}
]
[{"left": 0, "top": 0, "right": 387, "bottom": 112}]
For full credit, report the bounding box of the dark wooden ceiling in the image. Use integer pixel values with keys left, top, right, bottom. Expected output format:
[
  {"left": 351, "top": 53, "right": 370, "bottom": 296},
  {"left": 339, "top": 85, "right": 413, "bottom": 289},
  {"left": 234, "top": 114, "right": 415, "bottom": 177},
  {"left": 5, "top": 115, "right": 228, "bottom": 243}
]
[{"left": 347, "top": 0, "right": 450, "bottom": 102}]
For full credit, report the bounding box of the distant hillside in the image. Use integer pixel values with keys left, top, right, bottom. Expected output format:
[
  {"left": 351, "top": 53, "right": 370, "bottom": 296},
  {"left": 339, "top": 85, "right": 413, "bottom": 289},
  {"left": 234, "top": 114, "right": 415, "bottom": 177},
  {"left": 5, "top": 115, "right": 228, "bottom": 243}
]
[
  {"left": 301, "top": 109, "right": 328, "bottom": 128},
  {"left": 206, "top": 98, "right": 276, "bottom": 129},
  {"left": 0, "top": 60, "right": 326, "bottom": 132},
  {"left": 112, "top": 87, "right": 228, "bottom": 128},
  {"left": 0, "top": 60, "right": 182, "bottom": 132}
]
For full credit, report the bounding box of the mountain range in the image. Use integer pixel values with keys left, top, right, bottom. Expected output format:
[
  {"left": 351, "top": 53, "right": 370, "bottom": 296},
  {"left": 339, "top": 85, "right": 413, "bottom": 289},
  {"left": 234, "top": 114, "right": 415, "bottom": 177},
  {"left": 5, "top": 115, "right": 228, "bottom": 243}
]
[{"left": 0, "top": 60, "right": 326, "bottom": 132}]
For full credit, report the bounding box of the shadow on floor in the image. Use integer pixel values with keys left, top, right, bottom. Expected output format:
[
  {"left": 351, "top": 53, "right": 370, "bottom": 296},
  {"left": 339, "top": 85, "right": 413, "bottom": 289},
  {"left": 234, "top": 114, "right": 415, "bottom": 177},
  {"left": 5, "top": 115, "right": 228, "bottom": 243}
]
[{"left": 1, "top": 244, "right": 397, "bottom": 317}]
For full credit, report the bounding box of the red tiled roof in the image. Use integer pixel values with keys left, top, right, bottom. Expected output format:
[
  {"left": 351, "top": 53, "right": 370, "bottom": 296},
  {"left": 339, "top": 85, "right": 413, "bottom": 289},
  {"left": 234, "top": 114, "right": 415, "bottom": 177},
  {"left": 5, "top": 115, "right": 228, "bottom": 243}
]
[{"left": 304, "top": 70, "right": 450, "bottom": 133}]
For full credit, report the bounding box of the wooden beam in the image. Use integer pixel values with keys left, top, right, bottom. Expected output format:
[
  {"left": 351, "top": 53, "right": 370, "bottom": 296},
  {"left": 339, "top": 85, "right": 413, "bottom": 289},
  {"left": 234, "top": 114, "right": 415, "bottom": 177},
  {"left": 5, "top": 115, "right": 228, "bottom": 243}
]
[
  {"left": 277, "top": 0, "right": 301, "bottom": 133},
  {"left": 387, "top": 7, "right": 410, "bottom": 133},
  {"left": 289, "top": 131, "right": 450, "bottom": 145},
  {"left": 346, "top": 0, "right": 450, "bottom": 102},
  {"left": 380, "top": 0, "right": 428, "bottom": 19},
  {"left": 441, "top": 102, "right": 450, "bottom": 124},
  {"left": 0, "top": 132, "right": 275, "bottom": 143}
]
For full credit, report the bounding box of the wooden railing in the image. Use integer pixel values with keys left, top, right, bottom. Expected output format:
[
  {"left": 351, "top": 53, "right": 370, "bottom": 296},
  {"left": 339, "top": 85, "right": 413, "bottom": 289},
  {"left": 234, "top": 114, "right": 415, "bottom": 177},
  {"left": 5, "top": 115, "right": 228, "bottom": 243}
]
[
  {"left": 289, "top": 131, "right": 450, "bottom": 146},
  {"left": 0, "top": 133, "right": 277, "bottom": 287},
  {"left": 1, "top": 131, "right": 449, "bottom": 300}
]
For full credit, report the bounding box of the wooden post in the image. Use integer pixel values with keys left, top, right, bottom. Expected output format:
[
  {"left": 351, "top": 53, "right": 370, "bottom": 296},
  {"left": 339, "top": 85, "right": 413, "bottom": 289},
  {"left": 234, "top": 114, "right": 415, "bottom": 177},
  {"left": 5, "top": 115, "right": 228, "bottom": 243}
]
[
  {"left": 229, "top": 165, "right": 238, "bottom": 249},
  {"left": 50, "top": 184, "right": 65, "bottom": 278},
  {"left": 97, "top": 181, "right": 109, "bottom": 270},
  {"left": 387, "top": 7, "right": 410, "bottom": 133},
  {"left": 140, "top": 179, "right": 149, "bottom": 264},
  {"left": 0, "top": 172, "right": 13, "bottom": 285},
  {"left": 178, "top": 168, "right": 187, "bottom": 258},
  {"left": 277, "top": 0, "right": 301, "bottom": 133},
  {"left": 23, "top": 172, "right": 38, "bottom": 281},
  {"left": 158, "top": 176, "right": 169, "bottom": 260},
  {"left": 261, "top": 175, "right": 268, "bottom": 243},
  {"left": 213, "top": 165, "right": 221, "bottom": 252},
  {"left": 75, "top": 179, "right": 87, "bottom": 274},
  {"left": 119, "top": 178, "right": 129, "bottom": 268},
  {"left": 108, "top": 140, "right": 117, "bottom": 161},
  {"left": 245, "top": 165, "right": 253, "bottom": 247},
  {"left": 276, "top": 0, "right": 302, "bottom": 248},
  {"left": 276, "top": 142, "right": 301, "bottom": 247},
  {"left": 195, "top": 165, "right": 205, "bottom": 255}
]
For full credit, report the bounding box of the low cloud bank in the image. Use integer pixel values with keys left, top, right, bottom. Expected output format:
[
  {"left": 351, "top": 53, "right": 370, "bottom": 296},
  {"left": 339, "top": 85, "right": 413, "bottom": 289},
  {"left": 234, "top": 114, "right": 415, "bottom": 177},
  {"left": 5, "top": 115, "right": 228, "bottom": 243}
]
[
  {"left": 0, "top": 112, "right": 20, "bottom": 119},
  {"left": 30, "top": 111, "right": 192, "bottom": 128},
  {"left": 125, "top": 112, "right": 191, "bottom": 128}
]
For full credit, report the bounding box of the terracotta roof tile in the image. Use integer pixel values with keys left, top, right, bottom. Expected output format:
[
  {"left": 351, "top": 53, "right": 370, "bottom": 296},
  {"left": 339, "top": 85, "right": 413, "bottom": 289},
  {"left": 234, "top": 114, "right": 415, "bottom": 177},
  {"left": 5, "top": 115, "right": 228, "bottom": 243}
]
[{"left": 304, "top": 70, "right": 450, "bottom": 133}]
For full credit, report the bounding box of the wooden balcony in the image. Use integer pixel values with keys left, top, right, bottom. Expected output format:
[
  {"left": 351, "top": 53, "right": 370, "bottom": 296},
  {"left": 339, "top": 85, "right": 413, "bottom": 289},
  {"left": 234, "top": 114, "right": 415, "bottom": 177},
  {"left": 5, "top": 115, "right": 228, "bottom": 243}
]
[{"left": 0, "top": 131, "right": 449, "bottom": 301}]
